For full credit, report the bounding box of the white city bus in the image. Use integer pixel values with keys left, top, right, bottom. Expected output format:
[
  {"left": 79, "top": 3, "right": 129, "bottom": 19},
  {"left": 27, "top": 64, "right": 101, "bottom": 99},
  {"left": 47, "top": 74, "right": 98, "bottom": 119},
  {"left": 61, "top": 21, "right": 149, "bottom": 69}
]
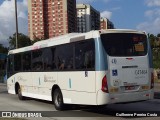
[{"left": 7, "top": 29, "right": 154, "bottom": 110}]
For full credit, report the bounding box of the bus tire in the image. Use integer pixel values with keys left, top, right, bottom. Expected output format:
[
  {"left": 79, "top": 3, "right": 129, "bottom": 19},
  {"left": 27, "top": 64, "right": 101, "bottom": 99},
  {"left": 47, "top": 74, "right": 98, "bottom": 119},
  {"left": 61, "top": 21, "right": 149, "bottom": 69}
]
[
  {"left": 53, "top": 89, "right": 64, "bottom": 111},
  {"left": 18, "top": 86, "right": 25, "bottom": 100}
]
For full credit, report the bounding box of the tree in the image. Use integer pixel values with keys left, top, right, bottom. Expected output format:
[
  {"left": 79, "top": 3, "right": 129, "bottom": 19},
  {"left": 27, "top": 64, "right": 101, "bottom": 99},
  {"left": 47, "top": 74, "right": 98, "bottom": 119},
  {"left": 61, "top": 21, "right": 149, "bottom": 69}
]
[
  {"left": 8, "top": 33, "right": 32, "bottom": 49},
  {"left": 31, "top": 33, "right": 47, "bottom": 44},
  {"left": 0, "top": 44, "right": 8, "bottom": 54},
  {"left": 157, "top": 33, "right": 160, "bottom": 37},
  {"left": 31, "top": 36, "right": 43, "bottom": 44},
  {"left": 148, "top": 33, "right": 156, "bottom": 48}
]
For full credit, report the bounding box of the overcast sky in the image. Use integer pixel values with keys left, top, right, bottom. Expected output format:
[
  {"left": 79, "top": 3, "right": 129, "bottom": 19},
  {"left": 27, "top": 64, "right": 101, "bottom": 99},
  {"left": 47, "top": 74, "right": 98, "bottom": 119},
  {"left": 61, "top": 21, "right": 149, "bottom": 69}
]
[{"left": 0, "top": 0, "right": 160, "bottom": 47}]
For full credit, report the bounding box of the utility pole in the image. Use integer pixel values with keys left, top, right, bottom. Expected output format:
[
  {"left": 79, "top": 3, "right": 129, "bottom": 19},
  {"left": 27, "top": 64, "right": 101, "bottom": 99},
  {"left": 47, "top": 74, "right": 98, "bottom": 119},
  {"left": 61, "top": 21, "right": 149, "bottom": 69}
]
[{"left": 15, "top": 0, "right": 18, "bottom": 48}]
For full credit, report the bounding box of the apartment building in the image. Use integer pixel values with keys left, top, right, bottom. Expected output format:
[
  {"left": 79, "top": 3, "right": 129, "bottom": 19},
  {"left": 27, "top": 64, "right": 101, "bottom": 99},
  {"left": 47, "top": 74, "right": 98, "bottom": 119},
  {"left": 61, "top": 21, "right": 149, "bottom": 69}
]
[
  {"left": 76, "top": 4, "right": 100, "bottom": 33},
  {"left": 28, "top": 0, "right": 77, "bottom": 40},
  {"left": 100, "top": 17, "right": 114, "bottom": 30}
]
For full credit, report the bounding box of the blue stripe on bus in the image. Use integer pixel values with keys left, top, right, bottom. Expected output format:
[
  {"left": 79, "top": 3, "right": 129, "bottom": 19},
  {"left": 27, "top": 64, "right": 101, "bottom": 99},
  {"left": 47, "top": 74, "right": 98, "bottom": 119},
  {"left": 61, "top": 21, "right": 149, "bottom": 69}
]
[
  {"left": 39, "top": 78, "right": 41, "bottom": 85},
  {"left": 147, "top": 38, "right": 153, "bottom": 68},
  {"left": 94, "top": 37, "right": 108, "bottom": 71},
  {"left": 69, "top": 78, "right": 71, "bottom": 88}
]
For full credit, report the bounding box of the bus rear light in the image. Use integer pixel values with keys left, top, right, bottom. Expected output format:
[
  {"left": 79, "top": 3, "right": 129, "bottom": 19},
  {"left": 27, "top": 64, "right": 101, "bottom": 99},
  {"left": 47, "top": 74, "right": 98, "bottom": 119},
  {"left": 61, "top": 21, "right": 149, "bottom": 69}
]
[
  {"left": 101, "top": 75, "right": 109, "bottom": 93},
  {"left": 126, "top": 58, "right": 133, "bottom": 60},
  {"left": 151, "top": 72, "right": 154, "bottom": 89}
]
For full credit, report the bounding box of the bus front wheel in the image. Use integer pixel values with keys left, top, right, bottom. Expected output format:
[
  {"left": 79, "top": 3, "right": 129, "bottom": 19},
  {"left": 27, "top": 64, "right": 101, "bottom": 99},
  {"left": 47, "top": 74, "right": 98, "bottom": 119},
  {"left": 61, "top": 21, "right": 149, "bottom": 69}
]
[
  {"left": 18, "top": 86, "right": 25, "bottom": 100},
  {"left": 53, "top": 89, "right": 64, "bottom": 110}
]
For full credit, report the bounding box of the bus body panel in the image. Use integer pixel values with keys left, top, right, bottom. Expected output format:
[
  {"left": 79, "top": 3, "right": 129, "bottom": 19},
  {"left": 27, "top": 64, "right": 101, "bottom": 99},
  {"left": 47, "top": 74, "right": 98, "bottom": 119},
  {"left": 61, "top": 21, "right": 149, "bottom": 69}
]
[
  {"left": 58, "top": 71, "right": 95, "bottom": 92},
  {"left": 97, "top": 89, "right": 153, "bottom": 105},
  {"left": 61, "top": 90, "right": 97, "bottom": 105},
  {"left": 58, "top": 71, "right": 96, "bottom": 104},
  {"left": 95, "top": 31, "right": 153, "bottom": 105},
  {"left": 7, "top": 72, "right": 32, "bottom": 95},
  {"left": 31, "top": 72, "right": 57, "bottom": 100},
  {"left": 6, "top": 30, "right": 153, "bottom": 107},
  {"left": 108, "top": 56, "right": 150, "bottom": 92},
  {"left": 7, "top": 79, "right": 16, "bottom": 95}
]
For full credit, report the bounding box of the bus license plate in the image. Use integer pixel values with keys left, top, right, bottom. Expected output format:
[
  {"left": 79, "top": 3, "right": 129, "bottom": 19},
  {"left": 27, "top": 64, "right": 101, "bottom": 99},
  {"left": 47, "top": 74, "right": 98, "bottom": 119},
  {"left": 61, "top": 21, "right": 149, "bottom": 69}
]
[{"left": 125, "top": 86, "right": 135, "bottom": 90}]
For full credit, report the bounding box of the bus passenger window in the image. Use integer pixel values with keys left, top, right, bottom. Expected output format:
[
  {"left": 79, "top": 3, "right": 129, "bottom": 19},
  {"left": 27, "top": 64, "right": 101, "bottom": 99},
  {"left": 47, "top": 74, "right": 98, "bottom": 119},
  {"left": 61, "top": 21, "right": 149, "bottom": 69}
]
[
  {"left": 55, "top": 44, "right": 73, "bottom": 71},
  {"left": 7, "top": 55, "right": 14, "bottom": 77},
  {"left": 59, "top": 60, "right": 65, "bottom": 70},
  {"left": 75, "top": 39, "right": 95, "bottom": 70},
  {"left": 51, "top": 47, "right": 56, "bottom": 70},
  {"left": 14, "top": 53, "right": 22, "bottom": 71},
  {"left": 32, "top": 50, "right": 43, "bottom": 71},
  {"left": 35, "top": 63, "right": 42, "bottom": 70},
  {"left": 22, "top": 52, "right": 31, "bottom": 71},
  {"left": 43, "top": 48, "right": 53, "bottom": 71},
  {"left": 84, "top": 50, "right": 94, "bottom": 68},
  {"left": 67, "top": 58, "right": 73, "bottom": 69}
]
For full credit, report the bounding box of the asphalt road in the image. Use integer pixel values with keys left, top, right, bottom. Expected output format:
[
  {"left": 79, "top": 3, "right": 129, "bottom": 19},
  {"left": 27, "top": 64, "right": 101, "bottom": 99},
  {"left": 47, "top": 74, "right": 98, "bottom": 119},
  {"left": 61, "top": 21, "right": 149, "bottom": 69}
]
[{"left": 1, "top": 83, "right": 160, "bottom": 120}]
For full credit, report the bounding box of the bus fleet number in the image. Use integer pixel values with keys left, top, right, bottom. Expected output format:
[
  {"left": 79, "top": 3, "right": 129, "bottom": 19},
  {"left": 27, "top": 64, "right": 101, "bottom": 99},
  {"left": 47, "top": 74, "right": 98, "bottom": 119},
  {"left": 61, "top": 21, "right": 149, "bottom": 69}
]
[{"left": 135, "top": 70, "right": 147, "bottom": 75}]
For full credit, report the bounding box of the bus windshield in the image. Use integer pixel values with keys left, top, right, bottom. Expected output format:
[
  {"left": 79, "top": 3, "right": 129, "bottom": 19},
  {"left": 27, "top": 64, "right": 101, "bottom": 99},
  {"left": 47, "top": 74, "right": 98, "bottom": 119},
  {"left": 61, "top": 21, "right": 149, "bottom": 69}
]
[{"left": 101, "top": 33, "right": 147, "bottom": 57}]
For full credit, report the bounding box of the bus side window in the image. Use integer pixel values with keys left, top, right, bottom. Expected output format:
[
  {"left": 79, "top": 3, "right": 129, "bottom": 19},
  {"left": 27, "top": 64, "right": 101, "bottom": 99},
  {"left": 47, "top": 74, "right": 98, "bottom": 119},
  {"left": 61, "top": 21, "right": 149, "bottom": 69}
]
[
  {"left": 43, "top": 48, "right": 54, "bottom": 71},
  {"left": 59, "top": 60, "right": 65, "bottom": 70},
  {"left": 55, "top": 44, "right": 73, "bottom": 71},
  {"left": 67, "top": 58, "right": 73, "bottom": 69},
  {"left": 22, "top": 52, "right": 31, "bottom": 71},
  {"left": 75, "top": 39, "right": 95, "bottom": 70},
  {"left": 14, "top": 53, "right": 22, "bottom": 72},
  {"left": 51, "top": 47, "right": 56, "bottom": 70},
  {"left": 7, "top": 55, "right": 14, "bottom": 77},
  {"left": 32, "top": 50, "right": 43, "bottom": 71},
  {"left": 84, "top": 50, "right": 94, "bottom": 68}
]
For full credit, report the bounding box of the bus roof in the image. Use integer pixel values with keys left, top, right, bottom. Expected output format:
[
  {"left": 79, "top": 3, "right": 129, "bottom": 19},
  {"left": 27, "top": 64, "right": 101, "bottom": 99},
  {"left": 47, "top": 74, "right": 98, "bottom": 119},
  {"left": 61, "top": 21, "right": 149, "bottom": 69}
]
[
  {"left": 100, "top": 29, "right": 146, "bottom": 34},
  {"left": 8, "top": 29, "right": 146, "bottom": 54}
]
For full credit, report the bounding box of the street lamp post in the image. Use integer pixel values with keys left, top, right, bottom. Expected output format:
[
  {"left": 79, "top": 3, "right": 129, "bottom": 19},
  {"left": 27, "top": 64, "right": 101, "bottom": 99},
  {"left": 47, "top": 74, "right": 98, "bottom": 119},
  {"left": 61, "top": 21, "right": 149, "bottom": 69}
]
[{"left": 14, "top": 0, "right": 18, "bottom": 49}]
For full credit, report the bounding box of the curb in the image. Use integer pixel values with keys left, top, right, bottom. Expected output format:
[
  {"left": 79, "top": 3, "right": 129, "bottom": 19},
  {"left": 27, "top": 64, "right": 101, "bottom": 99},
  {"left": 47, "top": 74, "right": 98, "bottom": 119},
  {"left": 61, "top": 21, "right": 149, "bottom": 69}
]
[{"left": 0, "top": 83, "right": 6, "bottom": 86}]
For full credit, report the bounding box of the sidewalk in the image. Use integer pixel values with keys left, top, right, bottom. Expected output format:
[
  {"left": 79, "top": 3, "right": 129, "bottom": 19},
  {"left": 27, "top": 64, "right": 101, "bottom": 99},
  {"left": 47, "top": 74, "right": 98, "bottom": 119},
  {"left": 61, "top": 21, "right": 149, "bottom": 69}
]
[
  {"left": 154, "top": 82, "right": 160, "bottom": 99},
  {"left": 0, "top": 82, "right": 6, "bottom": 86}
]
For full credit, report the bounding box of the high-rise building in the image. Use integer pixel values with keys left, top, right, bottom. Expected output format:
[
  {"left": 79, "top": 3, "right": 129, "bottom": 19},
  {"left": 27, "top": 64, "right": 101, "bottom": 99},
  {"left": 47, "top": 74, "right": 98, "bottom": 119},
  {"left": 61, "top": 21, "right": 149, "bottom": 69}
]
[
  {"left": 76, "top": 4, "right": 100, "bottom": 33},
  {"left": 28, "top": 0, "right": 77, "bottom": 40},
  {"left": 100, "top": 17, "right": 114, "bottom": 30}
]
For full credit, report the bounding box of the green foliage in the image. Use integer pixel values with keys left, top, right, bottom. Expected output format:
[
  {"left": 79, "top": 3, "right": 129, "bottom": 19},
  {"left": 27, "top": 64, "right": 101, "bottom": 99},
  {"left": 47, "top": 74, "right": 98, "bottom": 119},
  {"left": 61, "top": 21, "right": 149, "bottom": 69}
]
[
  {"left": 152, "top": 48, "right": 160, "bottom": 68},
  {"left": 31, "top": 36, "right": 43, "bottom": 44},
  {"left": 157, "top": 33, "right": 160, "bottom": 37},
  {"left": 149, "top": 33, "right": 160, "bottom": 68},
  {"left": 0, "top": 44, "right": 8, "bottom": 54},
  {"left": 148, "top": 33, "right": 156, "bottom": 48},
  {"left": 8, "top": 33, "right": 32, "bottom": 49}
]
